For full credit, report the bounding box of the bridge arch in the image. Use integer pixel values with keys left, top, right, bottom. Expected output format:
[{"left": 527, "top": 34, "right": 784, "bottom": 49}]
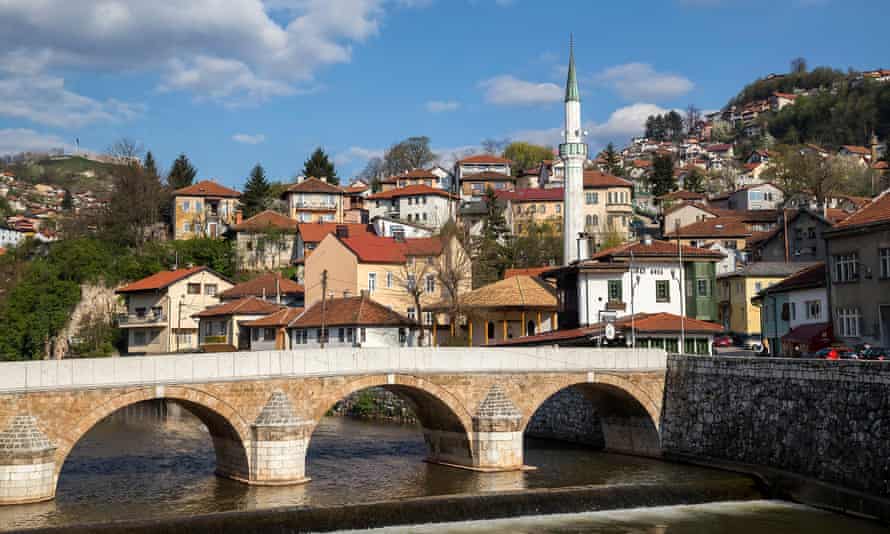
[
  {"left": 56, "top": 386, "right": 252, "bottom": 484},
  {"left": 310, "top": 374, "right": 476, "bottom": 468},
  {"left": 523, "top": 374, "right": 662, "bottom": 457}
]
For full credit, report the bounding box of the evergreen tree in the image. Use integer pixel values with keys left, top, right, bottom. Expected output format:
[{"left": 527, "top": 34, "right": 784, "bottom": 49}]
[
  {"left": 602, "top": 143, "right": 623, "bottom": 176},
  {"left": 167, "top": 154, "right": 197, "bottom": 190},
  {"left": 302, "top": 147, "right": 338, "bottom": 185},
  {"left": 61, "top": 189, "right": 74, "bottom": 211},
  {"left": 683, "top": 169, "right": 706, "bottom": 193},
  {"left": 472, "top": 188, "right": 509, "bottom": 287},
  {"left": 143, "top": 151, "right": 159, "bottom": 180},
  {"left": 242, "top": 163, "right": 271, "bottom": 218},
  {"left": 666, "top": 111, "right": 685, "bottom": 142},
  {"left": 649, "top": 154, "right": 677, "bottom": 197}
]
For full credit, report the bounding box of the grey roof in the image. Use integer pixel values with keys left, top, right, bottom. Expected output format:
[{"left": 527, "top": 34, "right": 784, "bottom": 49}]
[
  {"left": 254, "top": 390, "right": 304, "bottom": 427},
  {"left": 475, "top": 384, "right": 521, "bottom": 420},
  {"left": 0, "top": 415, "right": 54, "bottom": 455},
  {"left": 718, "top": 261, "right": 820, "bottom": 279}
]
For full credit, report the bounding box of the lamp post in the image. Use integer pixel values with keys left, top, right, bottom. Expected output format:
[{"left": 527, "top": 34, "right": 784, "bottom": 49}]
[{"left": 629, "top": 249, "right": 641, "bottom": 349}]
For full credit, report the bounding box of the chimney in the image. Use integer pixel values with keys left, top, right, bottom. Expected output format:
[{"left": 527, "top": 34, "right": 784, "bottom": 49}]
[
  {"left": 642, "top": 234, "right": 653, "bottom": 246},
  {"left": 234, "top": 210, "right": 243, "bottom": 225},
  {"left": 343, "top": 289, "right": 351, "bottom": 298},
  {"left": 335, "top": 224, "right": 349, "bottom": 238}
]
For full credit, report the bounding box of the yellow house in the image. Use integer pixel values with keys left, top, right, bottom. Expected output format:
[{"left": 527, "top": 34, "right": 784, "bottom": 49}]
[
  {"left": 282, "top": 177, "right": 345, "bottom": 223},
  {"left": 717, "top": 262, "right": 814, "bottom": 338},
  {"left": 582, "top": 171, "right": 635, "bottom": 245},
  {"left": 303, "top": 229, "right": 471, "bottom": 330},
  {"left": 497, "top": 188, "right": 563, "bottom": 235},
  {"left": 172, "top": 180, "right": 241, "bottom": 240}
]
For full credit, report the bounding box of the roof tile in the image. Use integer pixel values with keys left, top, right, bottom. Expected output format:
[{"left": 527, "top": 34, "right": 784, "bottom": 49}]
[{"left": 288, "top": 294, "right": 416, "bottom": 328}]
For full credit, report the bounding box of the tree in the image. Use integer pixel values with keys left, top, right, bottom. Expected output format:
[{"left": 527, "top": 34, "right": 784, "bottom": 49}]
[
  {"left": 762, "top": 145, "right": 852, "bottom": 207},
  {"left": 685, "top": 105, "right": 702, "bottom": 135},
  {"left": 107, "top": 137, "right": 143, "bottom": 161},
  {"left": 382, "top": 136, "right": 437, "bottom": 176},
  {"left": 503, "top": 142, "right": 553, "bottom": 176},
  {"left": 103, "top": 164, "right": 165, "bottom": 247},
  {"left": 649, "top": 154, "right": 676, "bottom": 197},
  {"left": 302, "top": 147, "right": 338, "bottom": 184},
  {"left": 433, "top": 219, "right": 474, "bottom": 341},
  {"left": 472, "top": 188, "right": 509, "bottom": 287},
  {"left": 683, "top": 168, "right": 706, "bottom": 193},
  {"left": 601, "top": 143, "right": 623, "bottom": 176},
  {"left": 61, "top": 189, "right": 74, "bottom": 211},
  {"left": 241, "top": 163, "right": 271, "bottom": 218},
  {"left": 506, "top": 222, "right": 562, "bottom": 268},
  {"left": 710, "top": 120, "right": 735, "bottom": 143},
  {"left": 481, "top": 138, "right": 509, "bottom": 155},
  {"left": 167, "top": 154, "right": 197, "bottom": 190},
  {"left": 665, "top": 111, "right": 685, "bottom": 142},
  {"left": 143, "top": 151, "right": 159, "bottom": 180},
  {"left": 791, "top": 57, "right": 807, "bottom": 74},
  {"left": 358, "top": 157, "right": 385, "bottom": 190},
  {"left": 600, "top": 226, "right": 626, "bottom": 250}
]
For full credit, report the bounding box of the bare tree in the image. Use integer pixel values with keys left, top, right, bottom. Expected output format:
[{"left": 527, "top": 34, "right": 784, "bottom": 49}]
[
  {"left": 481, "top": 138, "right": 509, "bottom": 155},
  {"left": 761, "top": 146, "right": 850, "bottom": 208},
  {"left": 684, "top": 105, "right": 702, "bottom": 136},
  {"left": 106, "top": 137, "right": 144, "bottom": 162},
  {"left": 791, "top": 57, "right": 807, "bottom": 74},
  {"left": 433, "top": 220, "right": 474, "bottom": 341},
  {"left": 393, "top": 256, "right": 434, "bottom": 346}
]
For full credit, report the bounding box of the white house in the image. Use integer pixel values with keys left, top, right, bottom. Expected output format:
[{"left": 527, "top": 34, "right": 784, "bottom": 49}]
[
  {"left": 756, "top": 263, "right": 828, "bottom": 357},
  {"left": 727, "top": 183, "right": 784, "bottom": 211},
  {"left": 286, "top": 293, "right": 418, "bottom": 348},
  {"left": 370, "top": 216, "right": 435, "bottom": 239},
  {"left": 0, "top": 226, "right": 25, "bottom": 249},
  {"left": 366, "top": 185, "right": 458, "bottom": 230}
]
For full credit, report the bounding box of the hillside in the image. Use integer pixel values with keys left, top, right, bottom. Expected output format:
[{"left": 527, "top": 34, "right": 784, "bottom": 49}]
[{"left": 1, "top": 155, "right": 125, "bottom": 193}]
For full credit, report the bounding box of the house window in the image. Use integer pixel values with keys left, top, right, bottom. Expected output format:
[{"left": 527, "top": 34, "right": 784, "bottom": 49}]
[
  {"left": 360, "top": 328, "right": 367, "bottom": 343},
  {"left": 252, "top": 328, "right": 260, "bottom": 341},
  {"left": 723, "top": 241, "right": 737, "bottom": 250},
  {"left": 204, "top": 284, "right": 217, "bottom": 296},
  {"left": 754, "top": 281, "right": 763, "bottom": 292},
  {"left": 407, "top": 274, "right": 416, "bottom": 291},
  {"left": 790, "top": 302, "right": 796, "bottom": 321},
  {"left": 338, "top": 327, "right": 345, "bottom": 342},
  {"left": 608, "top": 279, "right": 622, "bottom": 301},
  {"left": 399, "top": 328, "right": 408, "bottom": 346},
  {"left": 386, "top": 272, "right": 393, "bottom": 288},
  {"left": 187, "top": 283, "right": 201, "bottom": 295},
  {"left": 697, "top": 279, "right": 710, "bottom": 297},
  {"left": 368, "top": 272, "right": 376, "bottom": 293},
  {"left": 425, "top": 275, "right": 435, "bottom": 294},
  {"left": 424, "top": 311, "right": 433, "bottom": 325},
  {"left": 133, "top": 330, "right": 146, "bottom": 346},
  {"left": 555, "top": 204, "right": 561, "bottom": 214},
  {"left": 806, "top": 300, "right": 821, "bottom": 319},
  {"left": 881, "top": 248, "right": 890, "bottom": 279},
  {"left": 585, "top": 192, "right": 598, "bottom": 205},
  {"left": 181, "top": 201, "right": 190, "bottom": 212},
  {"left": 656, "top": 280, "right": 670, "bottom": 303},
  {"left": 346, "top": 327, "right": 355, "bottom": 343},
  {"left": 407, "top": 307, "right": 416, "bottom": 320},
  {"left": 832, "top": 253, "right": 859, "bottom": 282},
  {"left": 183, "top": 222, "right": 191, "bottom": 233},
  {"left": 263, "top": 328, "right": 275, "bottom": 341},
  {"left": 836, "top": 308, "right": 860, "bottom": 337}
]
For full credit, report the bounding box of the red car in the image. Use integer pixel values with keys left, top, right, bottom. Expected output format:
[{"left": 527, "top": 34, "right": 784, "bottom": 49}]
[{"left": 714, "top": 335, "right": 733, "bottom": 347}]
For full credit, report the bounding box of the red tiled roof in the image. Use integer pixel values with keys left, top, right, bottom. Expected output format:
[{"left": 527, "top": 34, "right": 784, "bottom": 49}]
[
  {"left": 706, "top": 144, "right": 733, "bottom": 152},
  {"left": 504, "top": 267, "right": 552, "bottom": 279},
  {"left": 872, "top": 161, "right": 888, "bottom": 170},
  {"left": 457, "top": 154, "right": 511, "bottom": 165},
  {"left": 343, "top": 183, "right": 370, "bottom": 194},
  {"left": 338, "top": 234, "right": 444, "bottom": 264},
  {"left": 288, "top": 294, "right": 416, "bottom": 328},
  {"left": 461, "top": 171, "right": 515, "bottom": 181},
  {"left": 398, "top": 168, "right": 438, "bottom": 179},
  {"left": 192, "top": 296, "right": 283, "bottom": 318},
  {"left": 219, "top": 272, "right": 304, "bottom": 300},
  {"left": 773, "top": 92, "right": 798, "bottom": 99},
  {"left": 664, "top": 217, "right": 752, "bottom": 238},
  {"left": 173, "top": 180, "right": 240, "bottom": 198},
  {"left": 830, "top": 189, "right": 890, "bottom": 230},
  {"left": 230, "top": 210, "right": 298, "bottom": 232},
  {"left": 491, "top": 312, "right": 722, "bottom": 346},
  {"left": 284, "top": 177, "right": 343, "bottom": 194},
  {"left": 496, "top": 188, "right": 564, "bottom": 202},
  {"left": 782, "top": 322, "right": 831, "bottom": 346},
  {"left": 585, "top": 239, "right": 724, "bottom": 262},
  {"left": 242, "top": 307, "right": 305, "bottom": 327},
  {"left": 366, "top": 184, "right": 457, "bottom": 200},
  {"left": 743, "top": 162, "right": 761, "bottom": 171},
  {"left": 632, "top": 159, "right": 652, "bottom": 168},
  {"left": 296, "top": 223, "right": 372, "bottom": 243},
  {"left": 840, "top": 145, "right": 870, "bottom": 155},
  {"left": 583, "top": 170, "right": 632, "bottom": 188},
  {"left": 116, "top": 266, "right": 208, "bottom": 293}
]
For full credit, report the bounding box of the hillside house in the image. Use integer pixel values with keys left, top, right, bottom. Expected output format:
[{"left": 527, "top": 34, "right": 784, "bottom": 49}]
[
  {"left": 282, "top": 177, "right": 345, "bottom": 223},
  {"left": 172, "top": 180, "right": 241, "bottom": 240}
]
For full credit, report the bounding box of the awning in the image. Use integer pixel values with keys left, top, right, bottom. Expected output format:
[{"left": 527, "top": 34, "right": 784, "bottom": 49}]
[{"left": 782, "top": 322, "right": 832, "bottom": 350}]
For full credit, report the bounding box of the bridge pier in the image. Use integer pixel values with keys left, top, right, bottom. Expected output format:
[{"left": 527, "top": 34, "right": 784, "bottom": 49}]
[
  {"left": 0, "top": 415, "right": 57, "bottom": 505},
  {"left": 240, "top": 390, "right": 312, "bottom": 485}
]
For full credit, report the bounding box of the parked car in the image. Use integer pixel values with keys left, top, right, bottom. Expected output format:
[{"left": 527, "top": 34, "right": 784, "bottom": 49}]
[
  {"left": 810, "top": 346, "right": 857, "bottom": 360},
  {"left": 713, "top": 335, "right": 733, "bottom": 347},
  {"left": 743, "top": 339, "right": 763, "bottom": 352},
  {"left": 861, "top": 347, "right": 890, "bottom": 361}
]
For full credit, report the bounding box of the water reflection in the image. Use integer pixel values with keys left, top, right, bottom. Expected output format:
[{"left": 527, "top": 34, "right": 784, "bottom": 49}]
[{"left": 0, "top": 407, "right": 793, "bottom": 531}]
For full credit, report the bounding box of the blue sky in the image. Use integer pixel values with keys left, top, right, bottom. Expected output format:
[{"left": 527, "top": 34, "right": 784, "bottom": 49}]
[{"left": 0, "top": 0, "right": 887, "bottom": 188}]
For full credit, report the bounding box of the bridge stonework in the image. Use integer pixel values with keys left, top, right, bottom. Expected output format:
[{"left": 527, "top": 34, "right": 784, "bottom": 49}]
[{"left": 0, "top": 348, "right": 666, "bottom": 505}]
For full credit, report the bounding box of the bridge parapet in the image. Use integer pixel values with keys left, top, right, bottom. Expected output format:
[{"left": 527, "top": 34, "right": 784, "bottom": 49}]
[{"left": 0, "top": 347, "right": 667, "bottom": 393}]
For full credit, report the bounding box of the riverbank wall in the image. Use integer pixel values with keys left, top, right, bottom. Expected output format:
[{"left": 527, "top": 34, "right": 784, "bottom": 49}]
[
  {"left": 15, "top": 476, "right": 761, "bottom": 534},
  {"left": 661, "top": 355, "right": 890, "bottom": 521}
]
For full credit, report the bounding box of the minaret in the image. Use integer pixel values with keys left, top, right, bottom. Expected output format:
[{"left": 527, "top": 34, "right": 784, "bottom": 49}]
[{"left": 560, "top": 36, "right": 588, "bottom": 264}]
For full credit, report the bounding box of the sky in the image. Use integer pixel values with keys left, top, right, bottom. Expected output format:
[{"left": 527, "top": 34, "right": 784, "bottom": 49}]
[{"left": 0, "top": 0, "right": 887, "bottom": 188}]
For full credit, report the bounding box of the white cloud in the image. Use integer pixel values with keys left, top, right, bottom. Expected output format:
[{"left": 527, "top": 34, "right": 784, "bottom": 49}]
[
  {"left": 334, "top": 146, "right": 385, "bottom": 167},
  {"left": 0, "top": 129, "right": 70, "bottom": 155},
  {"left": 0, "top": 71, "right": 143, "bottom": 128},
  {"left": 426, "top": 100, "right": 460, "bottom": 113},
  {"left": 479, "top": 75, "right": 561, "bottom": 106},
  {"left": 596, "top": 63, "right": 693, "bottom": 101},
  {"left": 232, "top": 133, "right": 266, "bottom": 144},
  {"left": 511, "top": 102, "right": 669, "bottom": 148},
  {"left": 0, "top": 0, "right": 421, "bottom": 106}
]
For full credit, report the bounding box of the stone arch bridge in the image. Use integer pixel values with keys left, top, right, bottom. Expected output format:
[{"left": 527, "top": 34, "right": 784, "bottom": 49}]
[{"left": 0, "top": 347, "right": 666, "bottom": 505}]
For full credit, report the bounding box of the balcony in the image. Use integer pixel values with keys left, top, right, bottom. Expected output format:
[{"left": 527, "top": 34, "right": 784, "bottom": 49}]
[
  {"left": 117, "top": 312, "right": 167, "bottom": 327},
  {"left": 295, "top": 201, "right": 337, "bottom": 211}
]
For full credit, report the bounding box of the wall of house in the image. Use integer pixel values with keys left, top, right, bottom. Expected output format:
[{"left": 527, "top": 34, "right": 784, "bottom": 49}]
[
  {"left": 287, "top": 192, "right": 343, "bottom": 223},
  {"left": 466, "top": 311, "right": 556, "bottom": 346},
  {"left": 371, "top": 218, "right": 434, "bottom": 239},
  {"left": 788, "top": 288, "right": 828, "bottom": 329},
  {"left": 303, "top": 236, "right": 359, "bottom": 307},
  {"left": 235, "top": 231, "right": 297, "bottom": 271},
  {"left": 398, "top": 195, "right": 453, "bottom": 229},
  {"left": 289, "top": 325, "right": 416, "bottom": 348},
  {"left": 685, "top": 261, "right": 717, "bottom": 322},
  {"left": 126, "top": 327, "right": 167, "bottom": 354},
  {"left": 758, "top": 213, "right": 829, "bottom": 263},
  {"left": 577, "top": 263, "right": 684, "bottom": 327},
  {"left": 510, "top": 200, "right": 563, "bottom": 234},
  {"left": 759, "top": 293, "right": 789, "bottom": 356},
  {"left": 582, "top": 185, "right": 634, "bottom": 243},
  {"left": 826, "top": 227, "right": 890, "bottom": 347},
  {"left": 173, "top": 196, "right": 239, "bottom": 240}
]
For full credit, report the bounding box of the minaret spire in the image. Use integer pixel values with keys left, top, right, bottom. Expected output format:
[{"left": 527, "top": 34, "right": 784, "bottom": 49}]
[{"left": 565, "top": 34, "right": 580, "bottom": 103}]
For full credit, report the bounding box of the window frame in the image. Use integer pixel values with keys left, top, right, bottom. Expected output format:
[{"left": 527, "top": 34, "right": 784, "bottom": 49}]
[
  {"left": 607, "top": 279, "right": 623, "bottom": 301},
  {"left": 655, "top": 280, "right": 670, "bottom": 303}
]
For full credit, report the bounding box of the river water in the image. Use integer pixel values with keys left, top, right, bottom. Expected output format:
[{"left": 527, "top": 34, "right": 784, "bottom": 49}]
[{"left": 0, "top": 404, "right": 881, "bottom": 532}]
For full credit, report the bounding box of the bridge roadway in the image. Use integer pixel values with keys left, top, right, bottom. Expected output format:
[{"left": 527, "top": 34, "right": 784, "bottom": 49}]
[{"left": 0, "top": 347, "right": 667, "bottom": 505}]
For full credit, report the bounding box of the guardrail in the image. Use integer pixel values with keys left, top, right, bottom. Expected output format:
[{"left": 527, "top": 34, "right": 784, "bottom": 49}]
[
  {"left": 0, "top": 347, "right": 667, "bottom": 393},
  {"left": 116, "top": 313, "right": 167, "bottom": 326}
]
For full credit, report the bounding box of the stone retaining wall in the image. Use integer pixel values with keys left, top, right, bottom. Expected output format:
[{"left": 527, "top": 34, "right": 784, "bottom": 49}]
[
  {"left": 524, "top": 388, "right": 605, "bottom": 447},
  {"left": 662, "top": 355, "right": 890, "bottom": 498}
]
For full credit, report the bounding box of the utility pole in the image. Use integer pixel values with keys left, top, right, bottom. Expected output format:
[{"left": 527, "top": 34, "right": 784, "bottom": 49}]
[
  {"left": 320, "top": 269, "right": 328, "bottom": 349},
  {"left": 676, "top": 220, "right": 686, "bottom": 353}
]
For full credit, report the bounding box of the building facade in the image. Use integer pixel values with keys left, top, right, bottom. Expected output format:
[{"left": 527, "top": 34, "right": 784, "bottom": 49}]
[
  {"left": 366, "top": 185, "right": 457, "bottom": 230},
  {"left": 172, "top": 180, "right": 241, "bottom": 240},
  {"left": 231, "top": 210, "right": 299, "bottom": 271},
  {"left": 282, "top": 177, "right": 344, "bottom": 223}
]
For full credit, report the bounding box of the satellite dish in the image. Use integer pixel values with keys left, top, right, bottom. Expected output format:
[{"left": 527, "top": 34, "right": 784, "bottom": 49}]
[{"left": 605, "top": 323, "right": 616, "bottom": 340}]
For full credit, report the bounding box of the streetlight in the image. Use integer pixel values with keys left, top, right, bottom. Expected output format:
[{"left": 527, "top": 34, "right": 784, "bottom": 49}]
[
  {"left": 671, "top": 269, "right": 686, "bottom": 353},
  {"left": 629, "top": 248, "right": 641, "bottom": 349}
]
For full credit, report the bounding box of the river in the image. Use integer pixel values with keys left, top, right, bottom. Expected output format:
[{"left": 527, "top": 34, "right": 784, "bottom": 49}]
[{"left": 0, "top": 403, "right": 881, "bottom": 532}]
